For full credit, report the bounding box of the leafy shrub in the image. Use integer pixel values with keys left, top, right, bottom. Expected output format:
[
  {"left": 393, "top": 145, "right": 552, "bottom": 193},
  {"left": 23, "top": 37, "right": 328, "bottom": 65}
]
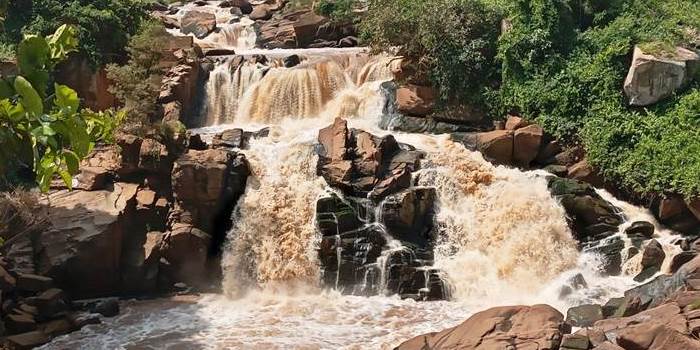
[
  {"left": 361, "top": 0, "right": 501, "bottom": 105},
  {"left": 2, "top": 0, "right": 148, "bottom": 66},
  {"left": 0, "top": 25, "right": 121, "bottom": 191},
  {"left": 316, "top": 0, "right": 356, "bottom": 24},
  {"left": 106, "top": 21, "right": 171, "bottom": 131}
]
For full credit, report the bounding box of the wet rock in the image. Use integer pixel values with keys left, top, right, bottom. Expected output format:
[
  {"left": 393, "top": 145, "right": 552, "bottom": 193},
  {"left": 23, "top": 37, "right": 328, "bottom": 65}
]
[
  {"left": 32, "top": 288, "right": 69, "bottom": 320},
  {"left": 16, "top": 274, "right": 53, "bottom": 293},
  {"left": 544, "top": 164, "right": 568, "bottom": 177},
  {"left": 338, "top": 36, "right": 358, "bottom": 47},
  {"left": 316, "top": 194, "right": 365, "bottom": 237},
  {"left": 625, "top": 221, "right": 655, "bottom": 238},
  {"left": 513, "top": 124, "right": 543, "bottom": 167},
  {"left": 72, "top": 297, "right": 119, "bottom": 318},
  {"left": 181, "top": 10, "right": 216, "bottom": 39},
  {"left": 4, "top": 312, "right": 36, "bottom": 334},
  {"left": 567, "top": 304, "right": 604, "bottom": 327},
  {"left": 380, "top": 188, "right": 436, "bottom": 245},
  {"left": 283, "top": 54, "right": 301, "bottom": 68},
  {"left": 3, "top": 330, "right": 50, "bottom": 349},
  {"left": 473, "top": 130, "right": 513, "bottom": 165},
  {"left": 624, "top": 45, "right": 700, "bottom": 106},
  {"left": 395, "top": 305, "right": 566, "bottom": 350},
  {"left": 603, "top": 297, "right": 626, "bottom": 318},
  {"left": 66, "top": 312, "right": 101, "bottom": 328},
  {"left": 224, "top": 0, "right": 252, "bottom": 14},
  {"left": 548, "top": 177, "right": 623, "bottom": 243}
]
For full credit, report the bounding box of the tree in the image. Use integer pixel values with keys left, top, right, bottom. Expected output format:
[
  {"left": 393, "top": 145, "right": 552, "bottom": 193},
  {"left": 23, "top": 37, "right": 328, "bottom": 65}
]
[{"left": 0, "top": 25, "right": 123, "bottom": 191}]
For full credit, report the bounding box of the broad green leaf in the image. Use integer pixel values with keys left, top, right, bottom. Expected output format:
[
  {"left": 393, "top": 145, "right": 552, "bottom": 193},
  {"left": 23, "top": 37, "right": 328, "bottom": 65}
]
[
  {"left": 54, "top": 84, "right": 79, "bottom": 113},
  {"left": 17, "top": 35, "right": 49, "bottom": 76},
  {"left": 13, "top": 76, "right": 43, "bottom": 116},
  {"left": 47, "top": 25, "right": 78, "bottom": 62},
  {"left": 62, "top": 150, "right": 79, "bottom": 175},
  {"left": 57, "top": 169, "right": 73, "bottom": 189},
  {"left": 0, "top": 99, "right": 25, "bottom": 122}
]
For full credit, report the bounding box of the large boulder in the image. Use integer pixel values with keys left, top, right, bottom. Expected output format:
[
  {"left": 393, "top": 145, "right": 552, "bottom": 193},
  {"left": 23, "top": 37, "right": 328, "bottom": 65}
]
[
  {"left": 171, "top": 149, "right": 249, "bottom": 232},
  {"left": 653, "top": 195, "right": 700, "bottom": 235},
  {"left": 471, "top": 130, "right": 514, "bottom": 165},
  {"left": 513, "top": 124, "right": 543, "bottom": 167},
  {"left": 180, "top": 10, "right": 216, "bottom": 39},
  {"left": 34, "top": 184, "right": 138, "bottom": 298},
  {"left": 395, "top": 305, "right": 566, "bottom": 350},
  {"left": 395, "top": 85, "right": 435, "bottom": 117},
  {"left": 380, "top": 188, "right": 436, "bottom": 245},
  {"left": 159, "top": 223, "right": 211, "bottom": 287},
  {"left": 623, "top": 45, "right": 700, "bottom": 106}
]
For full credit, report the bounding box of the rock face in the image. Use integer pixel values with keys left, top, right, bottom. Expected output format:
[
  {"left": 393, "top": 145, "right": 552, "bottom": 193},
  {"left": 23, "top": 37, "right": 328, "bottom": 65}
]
[
  {"left": 172, "top": 149, "right": 249, "bottom": 232},
  {"left": 34, "top": 184, "right": 138, "bottom": 298},
  {"left": 180, "top": 10, "right": 216, "bottom": 39},
  {"left": 316, "top": 122, "right": 448, "bottom": 301},
  {"left": 395, "top": 85, "right": 435, "bottom": 117},
  {"left": 395, "top": 305, "right": 566, "bottom": 350},
  {"left": 317, "top": 118, "right": 422, "bottom": 201},
  {"left": 653, "top": 194, "right": 700, "bottom": 235},
  {"left": 624, "top": 45, "right": 700, "bottom": 106},
  {"left": 257, "top": 9, "right": 357, "bottom": 49}
]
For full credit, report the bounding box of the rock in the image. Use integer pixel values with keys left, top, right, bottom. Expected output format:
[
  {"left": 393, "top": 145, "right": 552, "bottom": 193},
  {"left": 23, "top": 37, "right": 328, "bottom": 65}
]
[
  {"left": 603, "top": 297, "right": 626, "bottom": 318},
  {"left": 474, "top": 130, "right": 514, "bottom": 165},
  {"left": 293, "top": 12, "right": 328, "bottom": 47},
  {"left": 617, "top": 322, "right": 700, "bottom": 350},
  {"left": 568, "top": 158, "right": 603, "bottom": 187},
  {"left": 35, "top": 183, "right": 138, "bottom": 298},
  {"left": 181, "top": 10, "right": 216, "bottom": 39},
  {"left": 655, "top": 195, "right": 700, "bottom": 235},
  {"left": 593, "top": 343, "right": 625, "bottom": 350},
  {"left": 567, "top": 304, "right": 604, "bottom": 327},
  {"left": 33, "top": 288, "right": 68, "bottom": 319},
  {"left": 72, "top": 298, "right": 119, "bottom": 318},
  {"left": 139, "top": 139, "right": 169, "bottom": 172},
  {"left": 159, "top": 61, "right": 202, "bottom": 126},
  {"left": 395, "top": 85, "right": 435, "bottom": 117},
  {"left": 624, "top": 45, "right": 700, "bottom": 106},
  {"left": 561, "top": 334, "right": 590, "bottom": 350},
  {"left": 505, "top": 115, "right": 528, "bottom": 130},
  {"left": 687, "top": 197, "right": 700, "bottom": 221},
  {"left": 0, "top": 265, "right": 16, "bottom": 292},
  {"left": 212, "top": 128, "right": 246, "bottom": 149},
  {"left": 249, "top": 5, "right": 272, "bottom": 20},
  {"left": 224, "top": 0, "right": 252, "bottom": 14},
  {"left": 3, "top": 330, "right": 50, "bottom": 349},
  {"left": 66, "top": 312, "right": 101, "bottom": 328},
  {"left": 544, "top": 164, "right": 568, "bottom": 177},
  {"left": 368, "top": 164, "right": 412, "bottom": 201},
  {"left": 74, "top": 166, "right": 111, "bottom": 191},
  {"left": 4, "top": 312, "right": 36, "bottom": 334},
  {"left": 338, "top": 36, "right": 358, "bottom": 47},
  {"left": 54, "top": 56, "right": 115, "bottom": 112},
  {"left": 594, "top": 302, "right": 687, "bottom": 335},
  {"left": 160, "top": 223, "right": 211, "bottom": 287},
  {"left": 380, "top": 188, "right": 436, "bottom": 245},
  {"left": 625, "top": 221, "right": 655, "bottom": 239},
  {"left": 172, "top": 149, "right": 249, "bottom": 231},
  {"left": 283, "top": 54, "right": 301, "bottom": 68},
  {"left": 633, "top": 240, "right": 665, "bottom": 282},
  {"left": 315, "top": 194, "right": 364, "bottom": 237},
  {"left": 318, "top": 118, "right": 349, "bottom": 161},
  {"left": 395, "top": 305, "right": 565, "bottom": 350},
  {"left": 513, "top": 124, "right": 543, "bottom": 167},
  {"left": 548, "top": 177, "right": 623, "bottom": 243},
  {"left": 16, "top": 274, "right": 53, "bottom": 293},
  {"left": 671, "top": 251, "right": 698, "bottom": 273},
  {"left": 536, "top": 140, "right": 563, "bottom": 165},
  {"left": 38, "top": 317, "right": 74, "bottom": 337}
]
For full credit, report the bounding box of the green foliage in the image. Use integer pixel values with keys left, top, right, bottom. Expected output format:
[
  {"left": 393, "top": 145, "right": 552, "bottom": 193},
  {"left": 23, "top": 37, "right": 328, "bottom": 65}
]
[
  {"left": 1, "top": 0, "right": 149, "bottom": 66},
  {"left": 361, "top": 0, "right": 501, "bottom": 105},
  {"left": 316, "top": 0, "right": 357, "bottom": 24},
  {"left": 106, "top": 21, "right": 171, "bottom": 131},
  {"left": 0, "top": 25, "right": 121, "bottom": 191}
]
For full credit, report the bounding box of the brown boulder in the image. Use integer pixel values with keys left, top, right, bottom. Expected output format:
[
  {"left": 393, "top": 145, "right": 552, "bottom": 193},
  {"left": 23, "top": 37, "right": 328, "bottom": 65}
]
[
  {"left": 568, "top": 158, "right": 604, "bottom": 187},
  {"left": 395, "top": 85, "right": 435, "bottom": 116},
  {"left": 181, "top": 10, "right": 216, "bottom": 39},
  {"left": 655, "top": 195, "right": 700, "bottom": 235},
  {"left": 318, "top": 117, "right": 349, "bottom": 161},
  {"left": 293, "top": 12, "right": 328, "bottom": 47},
  {"left": 476, "top": 130, "right": 513, "bottom": 165},
  {"left": 505, "top": 115, "right": 529, "bottom": 130},
  {"left": 395, "top": 305, "right": 565, "bottom": 350},
  {"left": 250, "top": 5, "right": 272, "bottom": 20},
  {"left": 617, "top": 322, "right": 700, "bottom": 350},
  {"left": 513, "top": 124, "right": 543, "bottom": 167},
  {"left": 160, "top": 223, "right": 211, "bottom": 287},
  {"left": 3, "top": 330, "right": 50, "bottom": 349}
]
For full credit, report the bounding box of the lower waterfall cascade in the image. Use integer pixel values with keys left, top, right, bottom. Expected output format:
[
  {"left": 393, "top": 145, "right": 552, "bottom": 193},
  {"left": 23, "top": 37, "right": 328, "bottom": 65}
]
[{"left": 41, "top": 49, "right": 685, "bottom": 350}]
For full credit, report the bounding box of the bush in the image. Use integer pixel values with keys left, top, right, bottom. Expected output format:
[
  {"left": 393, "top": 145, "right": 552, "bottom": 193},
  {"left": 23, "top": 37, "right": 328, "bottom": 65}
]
[
  {"left": 106, "top": 21, "right": 171, "bottom": 132},
  {"left": 2, "top": 0, "right": 148, "bottom": 66},
  {"left": 361, "top": 0, "right": 501, "bottom": 105},
  {"left": 316, "top": 0, "right": 356, "bottom": 24}
]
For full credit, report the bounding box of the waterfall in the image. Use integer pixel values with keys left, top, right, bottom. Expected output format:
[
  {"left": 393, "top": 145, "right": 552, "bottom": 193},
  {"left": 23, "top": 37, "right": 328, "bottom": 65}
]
[{"left": 203, "top": 59, "right": 266, "bottom": 125}]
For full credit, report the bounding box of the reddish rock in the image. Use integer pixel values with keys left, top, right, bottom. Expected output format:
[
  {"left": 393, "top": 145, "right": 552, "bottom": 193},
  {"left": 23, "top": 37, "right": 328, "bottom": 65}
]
[
  {"left": 505, "top": 115, "right": 529, "bottom": 130},
  {"left": 74, "top": 166, "right": 111, "bottom": 190},
  {"left": 594, "top": 303, "right": 688, "bottom": 335},
  {"left": 476, "top": 130, "right": 514, "bottom": 165},
  {"left": 395, "top": 85, "right": 435, "bottom": 116},
  {"left": 293, "top": 12, "right": 327, "bottom": 47},
  {"left": 4, "top": 312, "right": 37, "bottom": 334},
  {"left": 688, "top": 198, "right": 700, "bottom": 221},
  {"left": 513, "top": 124, "right": 544, "bottom": 167},
  {"left": 160, "top": 223, "right": 211, "bottom": 286},
  {"left": 318, "top": 118, "right": 349, "bottom": 161},
  {"left": 395, "top": 305, "right": 565, "bottom": 350},
  {"left": 3, "top": 330, "right": 50, "bottom": 349},
  {"left": 181, "top": 10, "right": 216, "bottom": 39},
  {"left": 617, "top": 322, "right": 700, "bottom": 350},
  {"left": 250, "top": 5, "right": 272, "bottom": 20},
  {"left": 568, "top": 158, "right": 603, "bottom": 187}
]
